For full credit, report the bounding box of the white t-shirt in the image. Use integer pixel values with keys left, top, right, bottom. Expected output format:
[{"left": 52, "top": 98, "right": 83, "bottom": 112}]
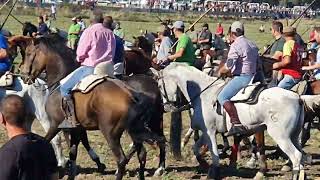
[{"left": 51, "top": 5, "right": 56, "bottom": 13}]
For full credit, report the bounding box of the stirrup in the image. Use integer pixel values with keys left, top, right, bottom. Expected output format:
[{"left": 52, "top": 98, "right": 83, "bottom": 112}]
[{"left": 225, "top": 124, "right": 247, "bottom": 137}]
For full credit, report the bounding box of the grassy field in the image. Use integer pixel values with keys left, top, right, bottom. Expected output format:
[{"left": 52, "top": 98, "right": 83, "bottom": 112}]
[{"left": 1, "top": 12, "right": 320, "bottom": 179}]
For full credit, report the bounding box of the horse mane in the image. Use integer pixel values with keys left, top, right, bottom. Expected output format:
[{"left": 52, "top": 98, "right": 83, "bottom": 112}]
[
  {"left": 165, "top": 63, "right": 217, "bottom": 82},
  {"left": 36, "top": 34, "right": 76, "bottom": 68}
]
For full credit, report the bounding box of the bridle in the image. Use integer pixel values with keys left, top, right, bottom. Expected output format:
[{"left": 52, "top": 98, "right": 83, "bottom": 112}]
[{"left": 158, "top": 70, "right": 222, "bottom": 112}]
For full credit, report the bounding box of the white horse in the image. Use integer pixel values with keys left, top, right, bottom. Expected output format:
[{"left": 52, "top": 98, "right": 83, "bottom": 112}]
[
  {"left": 155, "top": 63, "right": 307, "bottom": 179},
  {"left": 1, "top": 77, "right": 67, "bottom": 167}
]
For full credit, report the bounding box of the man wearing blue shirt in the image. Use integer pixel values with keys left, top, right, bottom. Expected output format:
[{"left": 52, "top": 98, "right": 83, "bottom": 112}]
[{"left": 0, "top": 32, "right": 11, "bottom": 75}]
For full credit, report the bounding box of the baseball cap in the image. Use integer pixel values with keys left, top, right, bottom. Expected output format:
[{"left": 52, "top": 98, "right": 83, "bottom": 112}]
[
  {"left": 231, "top": 21, "right": 244, "bottom": 33},
  {"left": 173, "top": 21, "right": 184, "bottom": 29},
  {"left": 72, "top": 17, "right": 77, "bottom": 21}
]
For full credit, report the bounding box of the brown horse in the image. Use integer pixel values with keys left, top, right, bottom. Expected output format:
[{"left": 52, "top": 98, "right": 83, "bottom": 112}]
[{"left": 18, "top": 35, "right": 165, "bottom": 180}]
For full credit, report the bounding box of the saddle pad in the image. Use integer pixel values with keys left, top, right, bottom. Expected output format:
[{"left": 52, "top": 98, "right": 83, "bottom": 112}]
[
  {"left": 0, "top": 72, "right": 13, "bottom": 87},
  {"left": 230, "top": 82, "right": 261, "bottom": 102},
  {"left": 72, "top": 74, "right": 107, "bottom": 94},
  {"left": 291, "top": 80, "right": 307, "bottom": 95}
]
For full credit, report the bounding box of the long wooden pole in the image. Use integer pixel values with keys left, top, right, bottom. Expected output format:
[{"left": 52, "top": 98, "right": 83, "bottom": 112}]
[
  {"left": 0, "top": 0, "right": 19, "bottom": 31},
  {"left": 289, "top": 0, "right": 316, "bottom": 27},
  {"left": 0, "top": 0, "right": 11, "bottom": 11},
  {"left": 261, "top": 0, "right": 317, "bottom": 56},
  {"left": 171, "top": 6, "right": 214, "bottom": 51},
  {"left": 10, "top": 14, "right": 24, "bottom": 25}
]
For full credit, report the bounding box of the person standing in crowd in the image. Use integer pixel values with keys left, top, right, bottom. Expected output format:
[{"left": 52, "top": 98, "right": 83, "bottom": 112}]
[
  {"left": 59, "top": 10, "right": 115, "bottom": 128},
  {"left": 77, "top": 16, "right": 86, "bottom": 36},
  {"left": 198, "top": 23, "right": 212, "bottom": 51},
  {"left": 102, "top": 16, "right": 124, "bottom": 79},
  {"left": 51, "top": 3, "right": 57, "bottom": 20},
  {"left": 32, "top": 16, "right": 49, "bottom": 37},
  {"left": 0, "top": 95, "right": 58, "bottom": 180},
  {"left": 302, "top": 27, "right": 320, "bottom": 80},
  {"left": 188, "top": 25, "right": 198, "bottom": 49},
  {"left": 264, "top": 21, "right": 285, "bottom": 86},
  {"left": 113, "top": 21, "right": 125, "bottom": 40},
  {"left": 309, "top": 27, "right": 318, "bottom": 50},
  {"left": 167, "top": 21, "right": 195, "bottom": 66},
  {"left": 215, "top": 22, "right": 224, "bottom": 36},
  {"left": 0, "top": 31, "right": 10, "bottom": 76},
  {"left": 153, "top": 26, "right": 173, "bottom": 64},
  {"left": 273, "top": 26, "right": 303, "bottom": 90},
  {"left": 67, "top": 17, "right": 81, "bottom": 50},
  {"left": 217, "top": 21, "right": 259, "bottom": 136},
  {"left": 43, "top": 14, "right": 51, "bottom": 30}
]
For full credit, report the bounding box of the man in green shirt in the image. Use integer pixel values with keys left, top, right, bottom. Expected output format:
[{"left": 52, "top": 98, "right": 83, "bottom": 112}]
[
  {"left": 113, "top": 22, "right": 125, "bottom": 40},
  {"left": 167, "top": 21, "right": 195, "bottom": 66},
  {"left": 67, "top": 17, "right": 81, "bottom": 50}
]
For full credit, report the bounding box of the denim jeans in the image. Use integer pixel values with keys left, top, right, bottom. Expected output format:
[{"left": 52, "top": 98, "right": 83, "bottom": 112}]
[
  {"left": 217, "top": 74, "right": 253, "bottom": 106},
  {"left": 277, "top": 74, "right": 300, "bottom": 90},
  {"left": 60, "top": 66, "right": 94, "bottom": 97}
]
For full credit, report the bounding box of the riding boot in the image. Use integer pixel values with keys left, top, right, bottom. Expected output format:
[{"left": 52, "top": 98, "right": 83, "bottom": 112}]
[
  {"left": 59, "top": 96, "right": 78, "bottom": 129},
  {"left": 223, "top": 101, "right": 247, "bottom": 136}
]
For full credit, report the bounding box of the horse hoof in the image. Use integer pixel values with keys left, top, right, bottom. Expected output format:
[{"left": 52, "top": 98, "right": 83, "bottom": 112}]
[
  {"left": 281, "top": 165, "right": 292, "bottom": 172},
  {"left": 253, "top": 171, "right": 264, "bottom": 180},
  {"left": 154, "top": 167, "right": 165, "bottom": 176},
  {"left": 207, "top": 166, "right": 220, "bottom": 180}
]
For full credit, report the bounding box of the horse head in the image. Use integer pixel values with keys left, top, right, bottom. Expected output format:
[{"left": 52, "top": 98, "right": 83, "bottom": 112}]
[
  {"left": 7, "top": 35, "right": 33, "bottom": 65},
  {"left": 132, "top": 35, "right": 153, "bottom": 57},
  {"left": 20, "top": 35, "right": 76, "bottom": 85},
  {"left": 153, "top": 64, "right": 178, "bottom": 110},
  {"left": 22, "top": 22, "right": 38, "bottom": 37}
]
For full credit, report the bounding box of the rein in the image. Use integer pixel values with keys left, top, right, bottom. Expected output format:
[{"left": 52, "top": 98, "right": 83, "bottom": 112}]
[{"left": 159, "top": 70, "right": 221, "bottom": 112}]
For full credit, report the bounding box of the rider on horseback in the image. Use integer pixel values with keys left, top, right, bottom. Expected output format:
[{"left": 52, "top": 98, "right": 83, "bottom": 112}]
[
  {"left": 59, "top": 10, "right": 116, "bottom": 128},
  {"left": 167, "top": 21, "right": 195, "bottom": 66},
  {"left": 302, "top": 27, "right": 320, "bottom": 80},
  {"left": 273, "top": 26, "right": 303, "bottom": 90},
  {"left": 217, "top": 21, "right": 259, "bottom": 136}
]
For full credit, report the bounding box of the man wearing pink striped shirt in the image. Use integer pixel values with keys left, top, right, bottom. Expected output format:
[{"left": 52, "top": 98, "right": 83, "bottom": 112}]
[{"left": 59, "top": 10, "right": 116, "bottom": 128}]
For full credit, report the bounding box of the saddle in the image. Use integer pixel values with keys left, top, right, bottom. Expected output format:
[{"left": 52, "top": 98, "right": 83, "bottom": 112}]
[
  {"left": 72, "top": 74, "right": 107, "bottom": 94},
  {"left": 215, "top": 81, "right": 267, "bottom": 115},
  {"left": 0, "top": 72, "right": 14, "bottom": 89},
  {"left": 291, "top": 80, "right": 308, "bottom": 95}
]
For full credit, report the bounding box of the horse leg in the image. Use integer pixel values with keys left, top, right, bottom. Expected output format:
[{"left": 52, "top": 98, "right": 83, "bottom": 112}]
[
  {"left": 267, "top": 127, "right": 304, "bottom": 180},
  {"left": 154, "top": 141, "right": 166, "bottom": 176},
  {"left": 38, "top": 117, "right": 66, "bottom": 167},
  {"left": 100, "top": 124, "right": 127, "bottom": 180},
  {"left": 254, "top": 131, "right": 267, "bottom": 179},
  {"left": 79, "top": 128, "right": 106, "bottom": 173},
  {"left": 193, "top": 133, "right": 210, "bottom": 169},
  {"left": 205, "top": 130, "right": 220, "bottom": 179},
  {"left": 135, "top": 143, "right": 147, "bottom": 180},
  {"left": 220, "top": 133, "right": 230, "bottom": 157},
  {"left": 182, "top": 127, "right": 194, "bottom": 149},
  {"left": 68, "top": 129, "right": 81, "bottom": 179},
  {"left": 229, "top": 135, "right": 241, "bottom": 169}
]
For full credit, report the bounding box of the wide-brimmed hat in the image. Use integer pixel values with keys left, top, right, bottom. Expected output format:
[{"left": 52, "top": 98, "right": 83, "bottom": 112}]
[{"left": 283, "top": 26, "right": 295, "bottom": 34}]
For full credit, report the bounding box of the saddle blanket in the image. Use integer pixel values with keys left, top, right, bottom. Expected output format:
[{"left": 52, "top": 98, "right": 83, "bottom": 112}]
[
  {"left": 72, "top": 74, "right": 107, "bottom": 94},
  {"left": 230, "top": 82, "right": 266, "bottom": 103}
]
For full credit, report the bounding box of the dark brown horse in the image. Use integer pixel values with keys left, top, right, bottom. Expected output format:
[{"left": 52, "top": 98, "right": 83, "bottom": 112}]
[{"left": 18, "top": 35, "right": 165, "bottom": 180}]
